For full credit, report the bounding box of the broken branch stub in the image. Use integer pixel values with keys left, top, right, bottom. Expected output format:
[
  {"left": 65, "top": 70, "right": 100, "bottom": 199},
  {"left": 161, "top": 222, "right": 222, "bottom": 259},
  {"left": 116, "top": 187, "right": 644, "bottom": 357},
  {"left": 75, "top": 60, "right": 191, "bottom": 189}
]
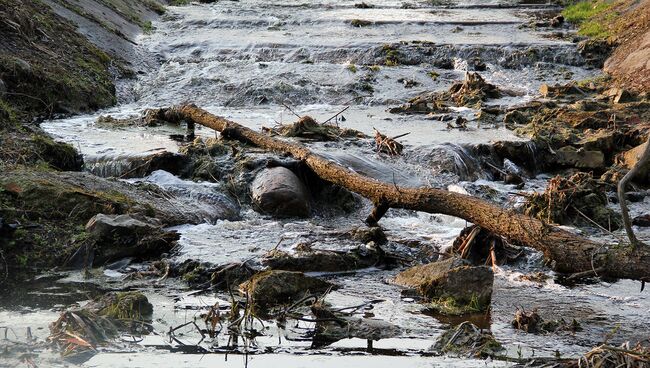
[{"left": 155, "top": 104, "right": 650, "bottom": 281}]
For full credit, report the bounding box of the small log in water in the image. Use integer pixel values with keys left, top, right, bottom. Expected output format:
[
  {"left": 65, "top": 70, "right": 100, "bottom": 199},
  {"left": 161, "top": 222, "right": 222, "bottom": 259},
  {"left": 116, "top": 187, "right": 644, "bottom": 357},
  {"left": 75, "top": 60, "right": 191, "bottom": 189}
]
[{"left": 156, "top": 104, "right": 650, "bottom": 281}]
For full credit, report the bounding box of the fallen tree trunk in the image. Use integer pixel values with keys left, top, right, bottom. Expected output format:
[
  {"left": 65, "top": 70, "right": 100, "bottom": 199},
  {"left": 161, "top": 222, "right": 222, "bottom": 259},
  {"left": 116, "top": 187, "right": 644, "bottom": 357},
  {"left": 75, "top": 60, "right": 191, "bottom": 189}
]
[{"left": 155, "top": 104, "right": 650, "bottom": 281}]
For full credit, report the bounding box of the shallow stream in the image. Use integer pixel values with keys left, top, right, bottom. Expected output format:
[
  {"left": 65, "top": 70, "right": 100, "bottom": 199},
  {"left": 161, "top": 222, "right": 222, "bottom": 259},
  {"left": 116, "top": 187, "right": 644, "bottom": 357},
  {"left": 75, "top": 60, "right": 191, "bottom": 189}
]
[{"left": 3, "top": 0, "right": 649, "bottom": 367}]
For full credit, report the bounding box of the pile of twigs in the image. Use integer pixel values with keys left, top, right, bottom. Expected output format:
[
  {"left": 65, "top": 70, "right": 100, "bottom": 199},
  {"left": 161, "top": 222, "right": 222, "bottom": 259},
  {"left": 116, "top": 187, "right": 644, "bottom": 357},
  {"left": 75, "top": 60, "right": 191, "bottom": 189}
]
[
  {"left": 575, "top": 343, "right": 650, "bottom": 368},
  {"left": 48, "top": 311, "right": 118, "bottom": 358},
  {"left": 374, "top": 128, "right": 408, "bottom": 155}
]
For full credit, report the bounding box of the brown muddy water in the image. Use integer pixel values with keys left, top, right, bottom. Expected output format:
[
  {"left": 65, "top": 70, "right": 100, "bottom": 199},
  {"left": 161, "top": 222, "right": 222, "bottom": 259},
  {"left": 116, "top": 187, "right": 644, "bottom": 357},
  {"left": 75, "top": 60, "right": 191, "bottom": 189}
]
[{"left": 3, "top": 0, "right": 649, "bottom": 367}]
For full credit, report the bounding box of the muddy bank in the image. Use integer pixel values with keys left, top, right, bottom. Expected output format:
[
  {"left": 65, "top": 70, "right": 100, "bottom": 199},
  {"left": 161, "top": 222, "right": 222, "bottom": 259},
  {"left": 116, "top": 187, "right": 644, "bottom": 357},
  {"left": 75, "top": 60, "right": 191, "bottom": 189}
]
[
  {"left": 589, "top": 0, "right": 650, "bottom": 92},
  {"left": 0, "top": 167, "right": 238, "bottom": 275},
  {"left": 1, "top": 0, "right": 167, "bottom": 278}
]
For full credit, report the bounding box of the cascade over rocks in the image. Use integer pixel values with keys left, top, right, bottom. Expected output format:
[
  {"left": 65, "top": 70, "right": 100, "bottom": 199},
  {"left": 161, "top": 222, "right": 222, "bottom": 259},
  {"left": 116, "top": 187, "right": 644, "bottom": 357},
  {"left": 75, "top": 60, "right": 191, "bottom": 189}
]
[
  {"left": 389, "top": 72, "right": 508, "bottom": 114},
  {"left": 151, "top": 104, "right": 650, "bottom": 281}
]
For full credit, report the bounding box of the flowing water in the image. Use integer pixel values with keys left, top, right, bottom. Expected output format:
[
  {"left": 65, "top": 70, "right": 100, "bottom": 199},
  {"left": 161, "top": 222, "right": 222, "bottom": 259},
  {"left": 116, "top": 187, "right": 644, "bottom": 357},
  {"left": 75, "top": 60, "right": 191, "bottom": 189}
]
[{"left": 4, "top": 0, "right": 649, "bottom": 367}]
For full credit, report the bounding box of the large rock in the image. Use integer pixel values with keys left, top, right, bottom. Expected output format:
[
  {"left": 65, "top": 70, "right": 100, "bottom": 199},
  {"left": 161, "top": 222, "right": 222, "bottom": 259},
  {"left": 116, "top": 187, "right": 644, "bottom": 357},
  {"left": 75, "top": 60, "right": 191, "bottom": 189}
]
[
  {"left": 239, "top": 270, "right": 334, "bottom": 310},
  {"left": 86, "top": 291, "right": 154, "bottom": 320},
  {"left": 393, "top": 258, "right": 493, "bottom": 313},
  {"left": 86, "top": 213, "right": 161, "bottom": 238},
  {"left": 618, "top": 142, "right": 650, "bottom": 184},
  {"left": 251, "top": 167, "right": 311, "bottom": 217},
  {"left": 78, "top": 213, "right": 179, "bottom": 266}
]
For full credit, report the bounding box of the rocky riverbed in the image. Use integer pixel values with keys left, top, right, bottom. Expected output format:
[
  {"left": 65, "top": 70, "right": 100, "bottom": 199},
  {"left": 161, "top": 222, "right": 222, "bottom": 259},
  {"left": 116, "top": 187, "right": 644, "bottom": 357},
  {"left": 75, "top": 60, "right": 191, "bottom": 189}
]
[{"left": 1, "top": 0, "right": 650, "bottom": 367}]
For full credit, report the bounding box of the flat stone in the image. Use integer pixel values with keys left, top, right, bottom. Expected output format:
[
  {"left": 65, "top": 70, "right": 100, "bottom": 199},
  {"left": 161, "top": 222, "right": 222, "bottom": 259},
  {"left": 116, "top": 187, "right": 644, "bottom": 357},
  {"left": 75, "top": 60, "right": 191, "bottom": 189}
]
[
  {"left": 239, "top": 270, "right": 334, "bottom": 309},
  {"left": 554, "top": 146, "right": 605, "bottom": 169},
  {"left": 86, "top": 213, "right": 161, "bottom": 239},
  {"left": 614, "top": 88, "right": 635, "bottom": 104},
  {"left": 393, "top": 258, "right": 493, "bottom": 310}
]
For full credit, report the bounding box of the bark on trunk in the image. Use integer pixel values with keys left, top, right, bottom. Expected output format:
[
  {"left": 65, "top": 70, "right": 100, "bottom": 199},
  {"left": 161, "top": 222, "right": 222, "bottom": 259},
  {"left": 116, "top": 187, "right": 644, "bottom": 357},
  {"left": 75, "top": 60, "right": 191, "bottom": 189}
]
[{"left": 157, "top": 104, "right": 650, "bottom": 281}]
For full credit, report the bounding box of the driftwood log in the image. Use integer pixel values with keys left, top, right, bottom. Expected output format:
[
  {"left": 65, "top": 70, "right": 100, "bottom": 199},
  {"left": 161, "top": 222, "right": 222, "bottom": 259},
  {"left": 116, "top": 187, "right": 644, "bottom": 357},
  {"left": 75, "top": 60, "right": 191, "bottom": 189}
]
[{"left": 156, "top": 104, "right": 650, "bottom": 281}]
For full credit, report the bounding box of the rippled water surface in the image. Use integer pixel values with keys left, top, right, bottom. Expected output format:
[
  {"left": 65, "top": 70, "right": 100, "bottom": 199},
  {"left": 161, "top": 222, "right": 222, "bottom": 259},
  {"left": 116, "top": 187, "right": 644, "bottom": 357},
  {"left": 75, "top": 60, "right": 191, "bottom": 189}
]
[{"left": 8, "top": 0, "right": 649, "bottom": 367}]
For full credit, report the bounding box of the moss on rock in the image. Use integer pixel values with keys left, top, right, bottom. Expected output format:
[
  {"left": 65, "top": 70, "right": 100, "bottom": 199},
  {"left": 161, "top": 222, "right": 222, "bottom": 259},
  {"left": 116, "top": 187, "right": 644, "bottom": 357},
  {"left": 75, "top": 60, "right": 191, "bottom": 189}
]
[{"left": 0, "top": 0, "right": 116, "bottom": 121}]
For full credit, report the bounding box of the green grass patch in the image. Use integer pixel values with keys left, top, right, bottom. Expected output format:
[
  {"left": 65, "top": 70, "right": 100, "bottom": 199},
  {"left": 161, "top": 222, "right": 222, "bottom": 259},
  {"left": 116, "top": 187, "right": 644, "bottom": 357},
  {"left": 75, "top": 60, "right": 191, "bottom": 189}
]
[
  {"left": 142, "top": 20, "right": 154, "bottom": 34},
  {"left": 562, "top": 1, "right": 615, "bottom": 39},
  {"left": 578, "top": 20, "right": 610, "bottom": 37},
  {"left": 562, "top": 1, "right": 612, "bottom": 23}
]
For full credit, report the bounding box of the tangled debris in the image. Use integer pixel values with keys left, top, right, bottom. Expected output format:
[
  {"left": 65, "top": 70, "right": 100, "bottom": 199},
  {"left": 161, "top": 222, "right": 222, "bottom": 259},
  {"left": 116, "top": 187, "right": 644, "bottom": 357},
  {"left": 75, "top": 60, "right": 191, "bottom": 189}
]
[
  {"left": 389, "top": 72, "right": 509, "bottom": 114},
  {"left": 263, "top": 116, "right": 365, "bottom": 141},
  {"left": 48, "top": 292, "right": 153, "bottom": 360},
  {"left": 374, "top": 128, "right": 407, "bottom": 155},
  {"left": 450, "top": 225, "right": 524, "bottom": 268},
  {"left": 574, "top": 342, "right": 650, "bottom": 368},
  {"left": 523, "top": 172, "right": 621, "bottom": 230}
]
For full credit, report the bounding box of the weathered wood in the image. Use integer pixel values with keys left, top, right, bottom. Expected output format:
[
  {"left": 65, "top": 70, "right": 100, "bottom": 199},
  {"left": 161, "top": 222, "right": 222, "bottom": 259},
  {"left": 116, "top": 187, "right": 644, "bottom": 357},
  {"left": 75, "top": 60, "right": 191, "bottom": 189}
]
[{"left": 158, "top": 104, "right": 650, "bottom": 281}]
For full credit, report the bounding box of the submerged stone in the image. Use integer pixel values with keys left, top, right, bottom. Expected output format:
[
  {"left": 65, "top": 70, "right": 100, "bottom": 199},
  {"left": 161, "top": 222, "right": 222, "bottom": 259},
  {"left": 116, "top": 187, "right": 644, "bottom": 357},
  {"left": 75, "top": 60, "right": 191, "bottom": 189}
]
[{"left": 312, "top": 302, "right": 401, "bottom": 347}]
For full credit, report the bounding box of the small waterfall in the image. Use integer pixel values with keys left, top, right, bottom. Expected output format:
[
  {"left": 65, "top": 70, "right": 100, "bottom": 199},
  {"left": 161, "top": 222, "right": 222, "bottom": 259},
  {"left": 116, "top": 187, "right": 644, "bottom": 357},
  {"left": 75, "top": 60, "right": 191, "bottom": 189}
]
[
  {"left": 407, "top": 143, "right": 487, "bottom": 182},
  {"left": 85, "top": 151, "right": 189, "bottom": 179}
]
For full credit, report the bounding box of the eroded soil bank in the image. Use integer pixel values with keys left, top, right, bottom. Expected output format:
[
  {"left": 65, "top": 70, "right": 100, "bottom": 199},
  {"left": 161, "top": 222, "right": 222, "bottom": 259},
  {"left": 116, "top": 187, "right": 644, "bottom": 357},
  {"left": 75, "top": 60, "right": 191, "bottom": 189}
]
[{"left": 1, "top": 0, "right": 649, "bottom": 367}]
